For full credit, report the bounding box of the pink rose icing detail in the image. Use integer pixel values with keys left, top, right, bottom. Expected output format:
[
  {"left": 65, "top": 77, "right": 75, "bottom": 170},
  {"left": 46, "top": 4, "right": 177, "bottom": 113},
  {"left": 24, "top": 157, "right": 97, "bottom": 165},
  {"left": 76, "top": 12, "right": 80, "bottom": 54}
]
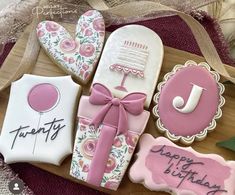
[
  {"left": 93, "top": 18, "right": 105, "bottom": 32},
  {"left": 79, "top": 44, "right": 95, "bottom": 57},
  {"left": 82, "top": 164, "right": 89, "bottom": 172},
  {"left": 84, "top": 71, "right": 90, "bottom": 80},
  {"left": 68, "top": 57, "right": 75, "bottom": 64},
  {"left": 125, "top": 132, "right": 138, "bottom": 147},
  {"left": 105, "top": 156, "right": 116, "bottom": 173},
  {"left": 113, "top": 137, "right": 122, "bottom": 148},
  {"left": 104, "top": 181, "right": 119, "bottom": 190},
  {"left": 45, "top": 21, "right": 60, "bottom": 32},
  {"left": 60, "top": 38, "right": 78, "bottom": 53},
  {"left": 82, "top": 138, "right": 97, "bottom": 158},
  {"left": 37, "top": 30, "right": 44, "bottom": 37},
  {"left": 84, "top": 29, "right": 93, "bottom": 36},
  {"left": 128, "top": 147, "right": 134, "bottom": 154},
  {"left": 82, "top": 64, "right": 89, "bottom": 71}
]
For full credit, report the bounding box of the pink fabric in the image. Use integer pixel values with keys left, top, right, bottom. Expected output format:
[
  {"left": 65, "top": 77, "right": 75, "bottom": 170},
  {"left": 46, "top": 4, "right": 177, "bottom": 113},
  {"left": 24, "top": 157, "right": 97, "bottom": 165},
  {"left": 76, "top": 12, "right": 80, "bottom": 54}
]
[
  {"left": 89, "top": 83, "right": 146, "bottom": 135},
  {"left": 87, "top": 125, "right": 116, "bottom": 186}
]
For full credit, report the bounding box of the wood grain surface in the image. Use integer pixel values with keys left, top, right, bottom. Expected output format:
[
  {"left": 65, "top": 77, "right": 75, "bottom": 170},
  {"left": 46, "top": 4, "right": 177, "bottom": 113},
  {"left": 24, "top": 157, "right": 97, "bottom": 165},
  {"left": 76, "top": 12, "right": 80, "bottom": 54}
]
[{"left": 1, "top": 23, "right": 235, "bottom": 195}]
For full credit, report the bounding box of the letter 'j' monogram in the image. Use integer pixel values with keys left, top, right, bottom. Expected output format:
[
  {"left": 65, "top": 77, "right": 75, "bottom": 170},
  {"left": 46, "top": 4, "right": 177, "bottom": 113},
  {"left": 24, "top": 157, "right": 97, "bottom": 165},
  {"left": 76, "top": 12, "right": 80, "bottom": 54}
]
[{"left": 172, "top": 83, "right": 205, "bottom": 113}]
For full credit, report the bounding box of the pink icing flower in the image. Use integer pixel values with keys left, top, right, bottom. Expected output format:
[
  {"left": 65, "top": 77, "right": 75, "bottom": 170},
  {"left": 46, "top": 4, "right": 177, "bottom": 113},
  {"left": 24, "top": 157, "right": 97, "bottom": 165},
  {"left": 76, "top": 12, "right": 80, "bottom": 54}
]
[
  {"left": 80, "top": 70, "right": 84, "bottom": 77},
  {"left": 84, "top": 71, "right": 90, "bottom": 80},
  {"left": 37, "top": 30, "right": 44, "bottom": 37},
  {"left": 125, "top": 132, "right": 138, "bottom": 148},
  {"left": 113, "top": 137, "right": 122, "bottom": 148},
  {"left": 104, "top": 181, "right": 119, "bottom": 190},
  {"left": 84, "top": 29, "right": 93, "bottom": 36},
  {"left": 83, "top": 23, "right": 89, "bottom": 28},
  {"left": 79, "top": 43, "right": 95, "bottom": 57},
  {"left": 105, "top": 156, "right": 116, "bottom": 173},
  {"left": 93, "top": 18, "right": 105, "bottom": 32},
  {"left": 82, "top": 138, "right": 97, "bottom": 158},
  {"left": 45, "top": 21, "right": 60, "bottom": 32},
  {"left": 82, "top": 164, "right": 89, "bottom": 172},
  {"left": 82, "top": 64, "right": 89, "bottom": 71},
  {"left": 128, "top": 147, "right": 134, "bottom": 154},
  {"left": 60, "top": 38, "right": 78, "bottom": 53},
  {"left": 68, "top": 57, "right": 75, "bottom": 64},
  {"left": 84, "top": 10, "right": 94, "bottom": 16}
]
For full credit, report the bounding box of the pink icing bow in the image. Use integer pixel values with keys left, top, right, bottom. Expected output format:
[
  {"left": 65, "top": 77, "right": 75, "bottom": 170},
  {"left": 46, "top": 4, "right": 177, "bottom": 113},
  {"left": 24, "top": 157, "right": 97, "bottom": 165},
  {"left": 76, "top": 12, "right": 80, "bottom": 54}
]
[
  {"left": 87, "top": 83, "right": 146, "bottom": 187},
  {"left": 89, "top": 83, "right": 146, "bottom": 135}
]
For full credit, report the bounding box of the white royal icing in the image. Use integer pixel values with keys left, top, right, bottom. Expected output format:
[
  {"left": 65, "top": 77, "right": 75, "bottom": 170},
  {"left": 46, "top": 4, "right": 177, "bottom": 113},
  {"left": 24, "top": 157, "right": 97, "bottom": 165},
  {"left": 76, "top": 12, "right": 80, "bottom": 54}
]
[
  {"left": 0, "top": 74, "right": 80, "bottom": 165},
  {"left": 172, "top": 83, "right": 205, "bottom": 113}
]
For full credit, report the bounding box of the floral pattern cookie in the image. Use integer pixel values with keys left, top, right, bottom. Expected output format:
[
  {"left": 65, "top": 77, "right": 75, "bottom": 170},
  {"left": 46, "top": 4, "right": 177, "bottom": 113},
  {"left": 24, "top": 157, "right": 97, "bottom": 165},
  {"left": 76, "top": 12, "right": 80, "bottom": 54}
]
[
  {"left": 36, "top": 10, "right": 105, "bottom": 84},
  {"left": 70, "top": 118, "right": 139, "bottom": 190}
]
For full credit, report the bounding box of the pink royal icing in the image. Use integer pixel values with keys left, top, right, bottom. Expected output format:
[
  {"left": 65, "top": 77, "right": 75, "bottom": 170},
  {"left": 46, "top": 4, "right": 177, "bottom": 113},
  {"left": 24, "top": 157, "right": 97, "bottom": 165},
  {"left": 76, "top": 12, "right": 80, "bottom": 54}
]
[
  {"left": 146, "top": 145, "right": 230, "bottom": 195},
  {"left": 129, "top": 134, "right": 235, "bottom": 195},
  {"left": 86, "top": 83, "right": 146, "bottom": 187},
  {"left": 153, "top": 61, "right": 225, "bottom": 144},
  {"left": 159, "top": 65, "right": 219, "bottom": 136},
  {"left": 28, "top": 83, "right": 59, "bottom": 113}
]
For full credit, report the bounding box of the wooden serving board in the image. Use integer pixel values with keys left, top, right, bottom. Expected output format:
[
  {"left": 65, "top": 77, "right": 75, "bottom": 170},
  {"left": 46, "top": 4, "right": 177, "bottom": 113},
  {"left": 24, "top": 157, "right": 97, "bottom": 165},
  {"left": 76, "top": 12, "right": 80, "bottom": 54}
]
[{"left": 1, "top": 23, "right": 235, "bottom": 195}]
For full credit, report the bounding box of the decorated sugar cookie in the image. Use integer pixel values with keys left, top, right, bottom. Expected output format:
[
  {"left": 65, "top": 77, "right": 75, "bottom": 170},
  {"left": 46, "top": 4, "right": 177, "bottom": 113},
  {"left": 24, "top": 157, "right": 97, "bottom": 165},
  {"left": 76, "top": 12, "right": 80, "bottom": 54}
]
[
  {"left": 0, "top": 74, "right": 80, "bottom": 165},
  {"left": 92, "top": 25, "right": 164, "bottom": 108},
  {"left": 152, "top": 60, "right": 225, "bottom": 145},
  {"left": 36, "top": 10, "right": 105, "bottom": 84},
  {"left": 129, "top": 134, "right": 235, "bottom": 195},
  {"left": 70, "top": 83, "right": 150, "bottom": 190}
]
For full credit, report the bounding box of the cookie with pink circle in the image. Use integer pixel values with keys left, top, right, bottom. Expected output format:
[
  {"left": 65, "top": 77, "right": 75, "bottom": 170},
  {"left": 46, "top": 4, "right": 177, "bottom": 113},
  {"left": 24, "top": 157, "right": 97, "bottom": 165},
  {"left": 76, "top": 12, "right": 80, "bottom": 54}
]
[
  {"left": 152, "top": 60, "right": 225, "bottom": 145},
  {"left": 0, "top": 74, "right": 81, "bottom": 165},
  {"left": 129, "top": 134, "right": 235, "bottom": 195},
  {"left": 92, "top": 24, "right": 163, "bottom": 108},
  {"left": 36, "top": 10, "right": 105, "bottom": 84},
  {"left": 70, "top": 83, "right": 150, "bottom": 190}
]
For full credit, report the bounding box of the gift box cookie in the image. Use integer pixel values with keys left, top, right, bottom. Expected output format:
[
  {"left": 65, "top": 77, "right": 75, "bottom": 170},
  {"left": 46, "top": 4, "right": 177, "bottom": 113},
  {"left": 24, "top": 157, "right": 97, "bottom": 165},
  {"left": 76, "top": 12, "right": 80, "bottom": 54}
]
[
  {"left": 70, "top": 83, "right": 150, "bottom": 190},
  {"left": 0, "top": 74, "right": 80, "bottom": 165},
  {"left": 92, "top": 25, "right": 164, "bottom": 108}
]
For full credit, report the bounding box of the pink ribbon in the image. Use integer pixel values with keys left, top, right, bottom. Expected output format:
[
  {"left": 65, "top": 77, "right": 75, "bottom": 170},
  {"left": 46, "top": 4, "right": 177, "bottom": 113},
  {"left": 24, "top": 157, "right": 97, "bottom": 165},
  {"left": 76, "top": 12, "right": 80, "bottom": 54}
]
[
  {"left": 89, "top": 83, "right": 146, "bottom": 135},
  {"left": 87, "top": 83, "right": 146, "bottom": 187}
]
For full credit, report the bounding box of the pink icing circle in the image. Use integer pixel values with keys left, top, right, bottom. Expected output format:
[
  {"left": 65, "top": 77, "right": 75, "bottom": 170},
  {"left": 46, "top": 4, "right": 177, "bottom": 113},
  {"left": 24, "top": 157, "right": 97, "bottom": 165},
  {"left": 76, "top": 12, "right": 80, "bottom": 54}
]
[
  {"left": 82, "top": 138, "right": 97, "bottom": 158},
  {"left": 60, "top": 38, "right": 78, "bottom": 53},
  {"left": 158, "top": 65, "right": 219, "bottom": 137},
  {"left": 28, "top": 83, "right": 59, "bottom": 113}
]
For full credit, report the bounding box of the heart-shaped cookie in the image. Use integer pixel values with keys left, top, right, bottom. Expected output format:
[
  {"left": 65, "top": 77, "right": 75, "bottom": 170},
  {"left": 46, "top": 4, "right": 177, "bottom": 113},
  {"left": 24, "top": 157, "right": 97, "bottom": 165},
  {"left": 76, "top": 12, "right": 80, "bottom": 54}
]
[{"left": 36, "top": 10, "right": 105, "bottom": 84}]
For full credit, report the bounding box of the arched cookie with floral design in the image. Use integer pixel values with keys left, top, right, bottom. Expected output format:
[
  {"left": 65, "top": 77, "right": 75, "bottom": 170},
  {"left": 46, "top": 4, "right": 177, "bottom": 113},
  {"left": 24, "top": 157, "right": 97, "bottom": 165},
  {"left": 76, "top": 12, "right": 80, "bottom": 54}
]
[
  {"left": 36, "top": 10, "right": 105, "bottom": 84},
  {"left": 152, "top": 60, "right": 225, "bottom": 145}
]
